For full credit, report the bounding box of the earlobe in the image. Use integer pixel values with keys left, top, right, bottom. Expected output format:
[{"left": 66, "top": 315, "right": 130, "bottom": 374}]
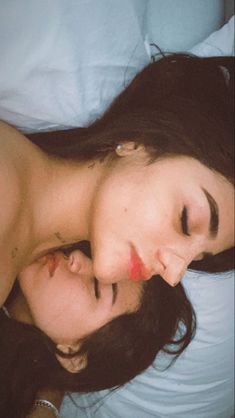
[
  {"left": 56, "top": 344, "right": 87, "bottom": 374},
  {"left": 115, "top": 142, "right": 140, "bottom": 156}
]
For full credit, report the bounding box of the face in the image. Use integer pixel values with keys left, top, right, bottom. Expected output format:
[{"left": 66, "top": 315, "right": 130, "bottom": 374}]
[
  {"left": 90, "top": 148, "right": 234, "bottom": 287},
  {"left": 18, "top": 250, "right": 142, "bottom": 349}
]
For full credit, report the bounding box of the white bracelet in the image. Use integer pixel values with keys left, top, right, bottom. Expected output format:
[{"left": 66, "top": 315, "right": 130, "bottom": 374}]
[{"left": 34, "top": 399, "right": 60, "bottom": 418}]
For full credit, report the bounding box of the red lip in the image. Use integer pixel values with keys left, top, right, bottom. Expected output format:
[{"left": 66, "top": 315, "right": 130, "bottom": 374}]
[
  {"left": 46, "top": 252, "right": 61, "bottom": 277},
  {"left": 129, "top": 245, "right": 150, "bottom": 281}
]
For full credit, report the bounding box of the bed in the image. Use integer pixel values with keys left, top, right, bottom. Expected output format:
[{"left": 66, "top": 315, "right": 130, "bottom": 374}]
[{"left": 0, "top": 2, "right": 234, "bottom": 417}]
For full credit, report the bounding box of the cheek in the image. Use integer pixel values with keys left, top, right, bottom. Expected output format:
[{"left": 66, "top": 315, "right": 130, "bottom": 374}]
[
  {"left": 93, "top": 169, "right": 145, "bottom": 225},
  {"left": 30, "top": 291, "right": 84, "bottom": 343},
  {"left": 22, "top": 280, "right": 80, "bottom": 334}
]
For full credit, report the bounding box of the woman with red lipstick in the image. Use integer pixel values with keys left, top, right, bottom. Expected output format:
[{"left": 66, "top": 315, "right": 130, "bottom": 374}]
[
  {"left": 0, "top": 244, "right": 195, "bottom": 418},
  {"left": 28, "top": 54, "right": 234, "bottom": 285},
  {"left": 0, "top": 54, "right": 234, "bottom": 312}
]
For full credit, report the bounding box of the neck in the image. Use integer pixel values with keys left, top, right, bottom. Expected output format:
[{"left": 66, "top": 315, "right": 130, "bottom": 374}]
[{"left": 27, "top": 155, "right": 104, "bottom": 262}]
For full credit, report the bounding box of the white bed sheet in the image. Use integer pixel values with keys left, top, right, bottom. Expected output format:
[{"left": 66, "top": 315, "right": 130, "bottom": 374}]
[{"left": 0, "top": 0, "right": 150, "bottom": 133}]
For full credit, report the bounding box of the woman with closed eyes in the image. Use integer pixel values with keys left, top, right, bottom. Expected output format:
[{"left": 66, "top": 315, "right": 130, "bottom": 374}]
[
  {"left": 15, "top": 247, "right": 142, "bottom": 363},
  {"left": 0, "top": 54, "right": 234, "bottom": 313},
  {"left": 0, "top": 245, "right": 194, "bottom": 418}
]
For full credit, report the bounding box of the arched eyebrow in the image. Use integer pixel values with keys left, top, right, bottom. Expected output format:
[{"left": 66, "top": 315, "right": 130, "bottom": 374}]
[{"left": 202, "top": 188, "right": 219, "bottom": 239}]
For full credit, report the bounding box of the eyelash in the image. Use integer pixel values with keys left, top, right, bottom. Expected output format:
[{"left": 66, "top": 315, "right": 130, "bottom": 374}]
[
  {"left": 181, "top": 206, "right": 190, "bottom": 236},
  {"left": 94, "top": 277, "right": 100, "bottom": 299}
]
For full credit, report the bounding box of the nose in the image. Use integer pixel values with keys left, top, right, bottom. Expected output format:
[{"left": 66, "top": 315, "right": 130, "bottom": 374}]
[
  {"left": 67, "top": 250, "right": 93, "bottom": 278},
  {"left": 151, "top": 248, "right": 189, "bottom": 287}
]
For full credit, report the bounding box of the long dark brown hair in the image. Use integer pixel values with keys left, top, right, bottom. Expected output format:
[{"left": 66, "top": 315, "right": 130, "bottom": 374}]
[
  {"left": 0, "top": 273, "right": 195, "bottom": 418},
  {"left": 28, "top": 54, "right": 234, "bottom": 272}
]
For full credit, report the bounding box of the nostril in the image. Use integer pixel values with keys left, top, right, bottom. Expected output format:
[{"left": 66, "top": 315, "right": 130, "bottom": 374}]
[{"left": 153, "top": 249, "right": 168, "bottom": 274}]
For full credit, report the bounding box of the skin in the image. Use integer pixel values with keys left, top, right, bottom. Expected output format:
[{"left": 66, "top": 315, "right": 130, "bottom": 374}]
[
  {"left": 13, "top": 250, "right": 142, "bottom": 351},
  {"left": 89, "top": 145, "right": 234, "bottom": 286},
  {"left": 0, "top": 121, "right": 103, "bottom": 306},
  {"left": 1, "top": 120, "right": 234, "bottom": 307}
]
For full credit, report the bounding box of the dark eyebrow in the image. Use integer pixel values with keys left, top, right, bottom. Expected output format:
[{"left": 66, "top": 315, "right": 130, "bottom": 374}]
[
  {"left": 112, "top": 283, "right": 118, "bottom": 305},
  {"left": 202, "top": 188, "right": 219, "bottom": 239}
]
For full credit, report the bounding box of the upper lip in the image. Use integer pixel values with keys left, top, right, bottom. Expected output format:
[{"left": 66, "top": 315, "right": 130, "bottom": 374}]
[
  {"left": 46, "top": 252, "right": 61, "bottom": 277},
  {"left": 129, "top": 245, "right": 150, "bottom": 281}
]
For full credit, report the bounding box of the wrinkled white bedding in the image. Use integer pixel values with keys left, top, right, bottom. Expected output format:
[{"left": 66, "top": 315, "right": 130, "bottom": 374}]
[{"left": 0, "top": 0, "right": 229, "bottom": 133}]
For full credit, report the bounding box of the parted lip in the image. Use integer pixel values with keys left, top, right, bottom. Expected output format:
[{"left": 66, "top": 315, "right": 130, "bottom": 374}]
[
  {"left": 129, "top": 245, "right": 150, "bottom": 281},
  {"left": 46, "top": 252, "right": 62, "bottom": 277}
]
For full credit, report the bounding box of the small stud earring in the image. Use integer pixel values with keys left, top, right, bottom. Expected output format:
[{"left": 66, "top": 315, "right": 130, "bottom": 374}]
[{"left": 116, "top": 144, "right": 123, "bottom": 151}]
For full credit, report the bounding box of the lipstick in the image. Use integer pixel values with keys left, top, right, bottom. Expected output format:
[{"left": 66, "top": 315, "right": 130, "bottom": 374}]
[
  {"left": 129, "top": 245, "right": 150, "bottom": 281},
  {"left": 46, "top": 252, "right": 60, "bottom": 277}
]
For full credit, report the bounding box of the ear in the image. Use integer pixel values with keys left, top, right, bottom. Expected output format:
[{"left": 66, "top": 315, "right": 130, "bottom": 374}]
[
  {"left": 56, "top": 344, "right": 87, "bottom": 374},
  {"left": 115, "top": 142, "right": 142, "bottom": 157}
]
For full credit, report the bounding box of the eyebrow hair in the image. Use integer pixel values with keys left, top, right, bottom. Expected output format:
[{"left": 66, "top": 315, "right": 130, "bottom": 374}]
[
  {"left": 202, "top": 188, "right": 219, "bottom": 239},
  {"left": 112, "top": 283, "right": 118, "bottom": 305}
]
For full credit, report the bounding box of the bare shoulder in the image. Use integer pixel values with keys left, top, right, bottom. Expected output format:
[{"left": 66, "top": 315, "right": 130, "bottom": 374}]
[
  {"left": 0, "top": 120, "right": 48, "bottom": 305},
  {"left": 0, "top": 120, "right": 25, "bottom": 192},
  {"left": 0, "top": 120, "right": 28, "bottom": 155},
  {"left": 0, "top": 121, "right": 28, "bottom": 241},
  {"left": 0, "top": 121, "right": 30, "bottom": 305},
  {"left": 0, "top": 119, "right": 25, "bottom": 138}
]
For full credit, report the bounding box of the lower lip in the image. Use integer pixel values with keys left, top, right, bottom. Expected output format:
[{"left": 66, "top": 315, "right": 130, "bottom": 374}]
[{"left": 129, "top": 246, "right": 149, "bottom": 281}]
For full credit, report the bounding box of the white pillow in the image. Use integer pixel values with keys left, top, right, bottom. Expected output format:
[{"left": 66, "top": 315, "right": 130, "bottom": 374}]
[
  {"left": 0, "top": 0, "right": 150, "bottom": 133},
  {"left": 190, "top": 15, "right": 235, "bottom": 56},
  {"left": 146, "top": 0, "right": 224, "bottom": 54}
]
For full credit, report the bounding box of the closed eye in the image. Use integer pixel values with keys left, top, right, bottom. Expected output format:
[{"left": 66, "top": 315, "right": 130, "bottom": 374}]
[
  {"left": 94, "top": 277, "right": 100, "bottom": 299},
  {"left": 181, "top": 206, "right": 190, "bottom": 236}
]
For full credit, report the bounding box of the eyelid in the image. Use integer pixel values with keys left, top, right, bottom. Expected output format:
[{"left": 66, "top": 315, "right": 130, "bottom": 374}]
[
  {"left": 181, "top": 206, "right": 190, "bottom": 236},
  {"left": 94, "top": 277, "right": 100, "bottom": 299},
  {"left": 112, "top": 283, "right": 118, "bottom": 305}
]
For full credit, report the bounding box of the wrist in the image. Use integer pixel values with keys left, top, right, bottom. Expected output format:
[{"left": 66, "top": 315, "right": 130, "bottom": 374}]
[
  {"left": 36, "top": 389, "right": 64, "bottom": 408},
  {"left": 33, "top": 399, "right": 60, "bottom": 418}
]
